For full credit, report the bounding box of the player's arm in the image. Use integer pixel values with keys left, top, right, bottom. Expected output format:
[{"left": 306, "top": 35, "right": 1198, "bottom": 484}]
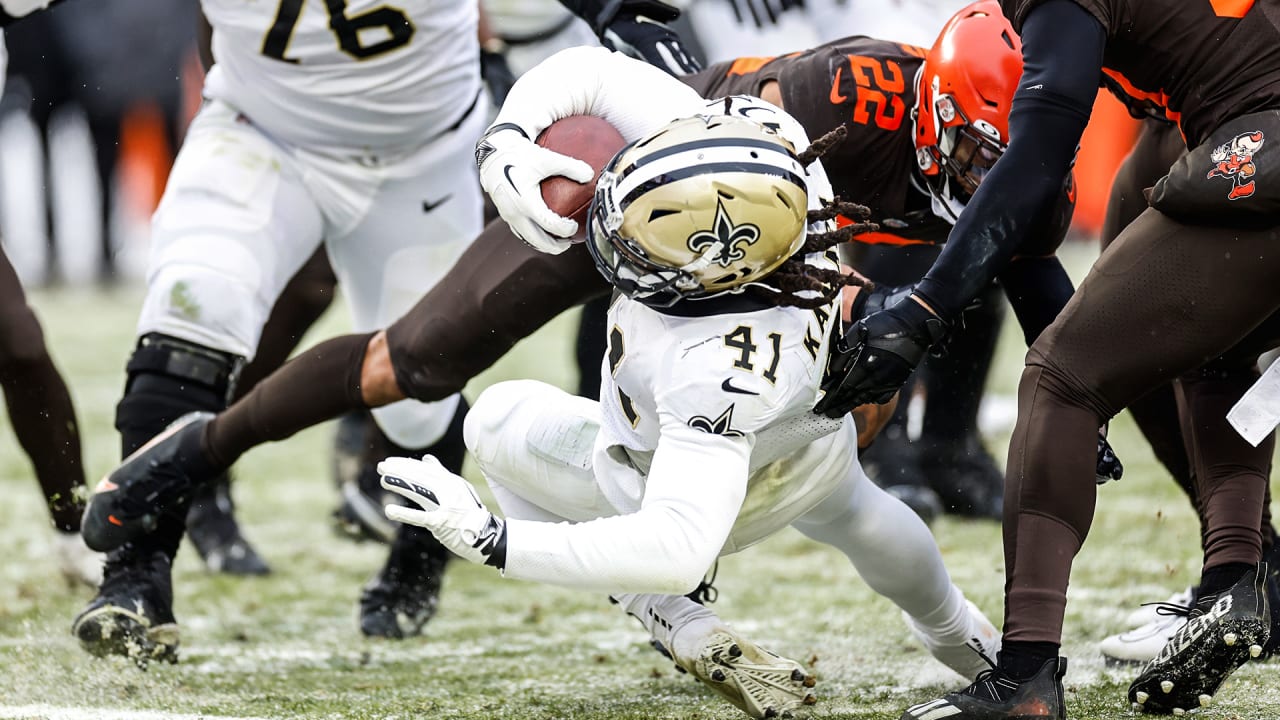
[
  {"left": 377, "top": 426, "right": 750, "bottom": 595},
  {"left": 1, "top": 0, "right": 61, "bottom": 26},
  {"left": 817, "top": 0, "right": 1105, "bottom": 413},
  {"left": 475, "top": 46, "right": 707, "bottom": 253},
  {"left": 556, "top": 0, "right": 701, "bottom": 76}
]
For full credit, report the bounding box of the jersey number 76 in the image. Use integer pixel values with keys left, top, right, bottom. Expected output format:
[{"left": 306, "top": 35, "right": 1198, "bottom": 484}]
[{"left": 262, "top": 0, "right": 415, "bottom": 63}]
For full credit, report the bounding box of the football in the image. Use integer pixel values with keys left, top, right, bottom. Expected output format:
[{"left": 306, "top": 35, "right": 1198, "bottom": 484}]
[{"left": 536, "top": 115, "right": 627, "bottom": 241}]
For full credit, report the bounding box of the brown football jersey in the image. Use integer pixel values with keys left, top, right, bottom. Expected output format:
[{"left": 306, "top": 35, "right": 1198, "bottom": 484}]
[
  {"left": 683, "top": 37, "right": 952, "bottom": 245},
  {"left": 1001, "top": 0, "right": 1280, "bottom": 147}
]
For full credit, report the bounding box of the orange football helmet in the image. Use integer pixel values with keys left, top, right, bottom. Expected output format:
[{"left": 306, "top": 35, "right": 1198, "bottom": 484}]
[{"left": 913, "top": 0, "right": 1023, "bottom": 220}]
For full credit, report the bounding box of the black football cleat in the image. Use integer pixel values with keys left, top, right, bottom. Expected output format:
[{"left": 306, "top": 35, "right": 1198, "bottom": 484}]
[
  {"left": 72, "top": 549, "right": 180, "bottom": 668},
  {"left": 1262, "top": 543, "right": 1280, "bottom": 659},
  {"left": 186, "top": 474, "right": 270, "bottom": 576},
  {"left": 82, "top": 412, "right": 214, "bottom": 553},
  {"left": 1129, "top": 562, "right": 1271, "bottom": 715},
  {"left": 899, "top": 657, "right": 1066, "bottom": 720},
  {"left": 359, "top": 526, "right": 451, "bottom": 639}
]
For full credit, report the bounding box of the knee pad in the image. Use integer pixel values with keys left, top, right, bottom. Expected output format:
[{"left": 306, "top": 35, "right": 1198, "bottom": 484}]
[
  {"left": 138, "top": 261, "right": 267, "bottom": 359},
  {"left": 115, "top": 333, "right": 245, "bottom": 456}
]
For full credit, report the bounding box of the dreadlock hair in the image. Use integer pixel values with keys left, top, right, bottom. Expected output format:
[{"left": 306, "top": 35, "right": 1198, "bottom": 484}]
[{"left": 752, "top": 125, "right": 879, "bottom": 309}]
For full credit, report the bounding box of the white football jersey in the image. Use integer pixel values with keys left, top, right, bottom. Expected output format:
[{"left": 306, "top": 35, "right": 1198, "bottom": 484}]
[
  {"left": 203, "top": 0, "right": 481, "bottom": 154},
  {"left": 598, "top": 280, "right": 853, "bottom": 553}
]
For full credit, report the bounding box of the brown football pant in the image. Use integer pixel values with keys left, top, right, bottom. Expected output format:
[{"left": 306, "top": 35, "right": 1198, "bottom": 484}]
[{"left": 1004, "top": 205, "right": 1280, "bottom": 643}]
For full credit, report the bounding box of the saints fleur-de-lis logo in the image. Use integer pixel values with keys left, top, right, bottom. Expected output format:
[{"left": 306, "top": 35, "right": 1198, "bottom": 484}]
[
  {"left": 686, "top": 200, "right": 761, "bottom": 267},
  {"left": 687, "top": 405, "right": 744, "bottom": 437}
]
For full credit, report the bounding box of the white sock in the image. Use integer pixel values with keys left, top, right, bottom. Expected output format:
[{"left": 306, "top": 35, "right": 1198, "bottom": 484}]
[{"left": 614, "top": 593, "right": 723, "bottom": 662}]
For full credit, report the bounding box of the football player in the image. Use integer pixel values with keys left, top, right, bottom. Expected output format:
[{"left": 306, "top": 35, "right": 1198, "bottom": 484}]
[
  {"left": 808, "top": 0, "right": 1280, "bottom": 717},
  {"left": 378, "top": 52, "right": 1000, "bottom": 720},
  {"left": 68, "top": 0, "right": 496, "bottom": 665},
  {"left": 0, "top": 23, "right": 101, "bottom": 588}
]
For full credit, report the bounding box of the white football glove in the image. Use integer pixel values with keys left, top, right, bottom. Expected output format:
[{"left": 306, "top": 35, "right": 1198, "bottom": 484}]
[
  {"left": 475, "top": 124, "right": 594, "bottom": 255},
  {"left": 379, "top": 456, "right": 507, "bottom": 569}
]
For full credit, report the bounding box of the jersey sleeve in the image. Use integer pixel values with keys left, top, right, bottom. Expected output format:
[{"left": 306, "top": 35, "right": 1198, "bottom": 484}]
[
  {"left": 1002, "top": 0, "right": 1111, "bottom": 35},
  {"left": 492, "top": 46, "right": 709, "bottom": 143},
  {"left": 501, "top": 420, "right": 750, "bottom": 595}
]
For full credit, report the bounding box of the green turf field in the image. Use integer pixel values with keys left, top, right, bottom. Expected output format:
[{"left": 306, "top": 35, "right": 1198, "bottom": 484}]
[{"left": 0, "top": 243, "right": 1275, "bottom": 719}]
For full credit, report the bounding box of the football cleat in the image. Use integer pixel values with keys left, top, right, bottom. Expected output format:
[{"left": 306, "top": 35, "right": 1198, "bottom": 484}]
[
  {"left": 905, "top": 599, "right": 1003, "bottom": 681},
  {"left": 186, "top": 475, "right": 270, "bottom": 576},
  {"left": 81, "top": 412, "right": 214, "bottom": 553},
  {"left": 72, "top": 549, "right": 179, "bottom": 668},
  {"left": 675, "top": 627, "right": 816, "bottom": 719},
  {"left": 1101, "top": 602, "right": 1192, "bottom": 666},
  {"left": 54, "top": 530, "right": 104, "bottom": 588},
  {"left": 899, "top": 656, "right": 1067, "bottom": 720},
  {"left": 1129, "top": 562, "right": 1271, "bottom": 715},
  {"left": 1262, "top": 542, "right": 1280, "bottom": 659},
  {"left": 359, "top": 527, "right": 451, "bottom": 639}
]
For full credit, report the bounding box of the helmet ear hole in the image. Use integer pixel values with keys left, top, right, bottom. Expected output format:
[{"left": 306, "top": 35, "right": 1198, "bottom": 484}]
[{"left": 648, "top": 208, "right": 680, "bottom": 222}]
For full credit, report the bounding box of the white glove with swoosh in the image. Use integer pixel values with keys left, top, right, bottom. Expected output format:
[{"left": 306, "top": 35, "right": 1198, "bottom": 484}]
[
  {"left": 379, "top": 456, "right": 507, "bottom": 568},
  {"left": 475, "top": 124, "right": 594, "bottom": 255}
]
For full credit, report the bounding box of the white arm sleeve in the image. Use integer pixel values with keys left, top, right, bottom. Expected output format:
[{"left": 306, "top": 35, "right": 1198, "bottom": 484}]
[
  {"left": 502, "top": 424, "right": 751, "bottom": 595},
  {"left": 492, "top": 45, "right": 708, "bottom": 143}
]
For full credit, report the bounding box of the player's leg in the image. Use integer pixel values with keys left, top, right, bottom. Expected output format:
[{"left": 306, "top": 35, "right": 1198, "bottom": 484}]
[
  {"left": 74, "top": 100, "right": 325, "bottom": 665},
  {"left": 0, "top": 244, "right": 99, "bottom": 586},
  {"left": 918, "top": 282, "right": 1006, "bottom": 519},
  {"left": 320, "top": 109, "right": 485, "bottom": 639},
  {"left": 993, "top": 211, "right": 1280, "bottom": 713},
  {"left": 186, "top": 246, "right": 340, "bottom": 574},
  {"left": 791, "top": 453, "right": 1000, "bottom": 681}
]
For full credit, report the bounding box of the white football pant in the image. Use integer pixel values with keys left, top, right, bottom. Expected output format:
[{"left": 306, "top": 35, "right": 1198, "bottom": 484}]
[{"left": 137, "top": 97, "right": 488, "bottom": 448}]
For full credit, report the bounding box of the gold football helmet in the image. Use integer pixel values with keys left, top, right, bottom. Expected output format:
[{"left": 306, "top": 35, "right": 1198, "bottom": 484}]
[{"left": 587, "top": 114, "right": 810, "bottom": 307}]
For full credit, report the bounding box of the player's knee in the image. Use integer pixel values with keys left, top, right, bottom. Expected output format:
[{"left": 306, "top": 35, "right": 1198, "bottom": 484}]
[
  {"left": 464, "top": 380, "right": 548, "bottom": 464},
  {"left": 360, "top": 331, "right": 404, "bottom": 407},
  {"left": 116, "top": 333, "right": 244, "bottom": 454},
  {"left": 139, "top": 263, "right": 265, "bottom": 359}
]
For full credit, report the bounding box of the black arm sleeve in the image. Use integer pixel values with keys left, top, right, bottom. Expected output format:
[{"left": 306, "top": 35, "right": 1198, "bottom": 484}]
[
  {"left": 555, "top": 0, "right": 680, "bottom": 35},
  {"left": 1, "top": 0, "right": 67, "bottom": 26},
  {"left": 913, "top": 0, "right": 1105, "bottom": 320},
  {"left": 999, "top": 255, "right": 1075, "bottom": 346}
]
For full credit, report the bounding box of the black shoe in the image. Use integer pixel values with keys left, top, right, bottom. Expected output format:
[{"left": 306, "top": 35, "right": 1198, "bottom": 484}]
[
  {"left": 921, "top": 434, "right": 1003, "bottom": 520},
  {"left": 71, "top": 548, "right": 180, "bottom": 668},
  {"left": 1129, "top": 562, "right": 1271, "bottom": 714},
  {"left": 900, "top": 657, "right": 1067, "bottom": 720},
  {"left": 186, "top": 475, "right": 270, "bottom": 576},
  {"left": 359, "top": 527, "right": 451, "bottom": 639},
  {"left": 331, "top": 413, "right": 396, "bottom": 544},
  {"left": 82, "top": 412, "right": 215, "bottom": 552}
]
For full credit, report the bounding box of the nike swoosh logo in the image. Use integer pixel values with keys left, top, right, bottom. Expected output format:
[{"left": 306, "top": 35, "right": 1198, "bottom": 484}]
[
  {"left": 830, "top": 66, "right": 848, "bottom": 104},
  {"left": 503, "top": 164, "right": 521, "bottom": 196},
  {"left": 721, "top": 378, "right": 759, "bottom": 396},
  {"left": 422, "top": 194, "right": 453, "bottom": 213}
]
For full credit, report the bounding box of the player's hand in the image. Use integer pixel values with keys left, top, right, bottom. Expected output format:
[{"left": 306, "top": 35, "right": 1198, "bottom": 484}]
[
  {"left": 475, "top": 124, "right": 594, "bottom": 255},
  {"left": 379, "top": 456, "right": 507, "bottom": 569},
  {"left": 601, "top": 11, "right": 702, "bottom": 76},
  {"left": 1096, "top": 427, "right": 1124, "bottom": 484},
  {"left": 815, "top": 295, "right": 948, "bottom": 418}
]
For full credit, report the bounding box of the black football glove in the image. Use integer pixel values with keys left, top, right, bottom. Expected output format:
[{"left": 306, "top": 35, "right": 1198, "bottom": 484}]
[
  {"left": 601, "top": 10, "right": 702, "bottom": 76},
  {"left": 479, "top": 46, "right": 517, "bottom": 110},
  {"left": 815, "top": 295, "right": 948, "bottom": 418},
  {"left": 1096, "top": 426, "right": 1124, "bottom": 484}
]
